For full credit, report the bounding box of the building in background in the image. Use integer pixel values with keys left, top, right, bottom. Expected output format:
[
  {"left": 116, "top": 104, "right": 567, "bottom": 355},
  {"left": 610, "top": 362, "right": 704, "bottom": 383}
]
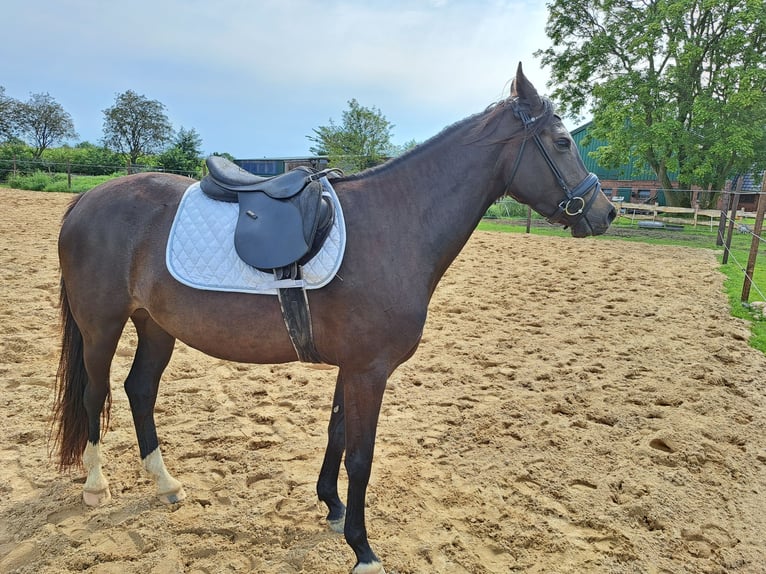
[
  {"left": 570, "top": 122, "right": 762, "bottom": 210},
  {"left": 234, "top": 156, "right": 329, "bottom": 177}
]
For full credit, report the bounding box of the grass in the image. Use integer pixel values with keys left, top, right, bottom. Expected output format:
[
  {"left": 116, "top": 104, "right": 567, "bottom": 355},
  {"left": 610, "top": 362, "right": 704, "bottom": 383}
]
[
  {"left": 479, "top": 215, "right": 766, "bottom": 355},
  {"left": 718, "top": 244, "right": 766, "bottom": 352},
  {"left": 3, "top": 172, "right": 119, "bottom": 193}
]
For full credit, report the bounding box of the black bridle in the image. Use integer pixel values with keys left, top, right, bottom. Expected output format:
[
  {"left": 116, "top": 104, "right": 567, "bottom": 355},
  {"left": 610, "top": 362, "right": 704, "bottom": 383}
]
[{"left": 505, "top": 99, "right": 601, "bottom": 229}]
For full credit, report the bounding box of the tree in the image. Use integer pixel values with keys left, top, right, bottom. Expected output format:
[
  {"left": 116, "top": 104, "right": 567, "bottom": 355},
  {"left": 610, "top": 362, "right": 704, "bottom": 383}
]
[
  {"left": 0, "top": 86, "right": 19, "bottom": 142},
  {"left": 537, "top": 0, "right": 766, "bottom": 206},
  {"left": 388, "top": 138, "right": 420, "bottom": 157},
  {"left": 156, "top": 127, "right": 203, "bottom": 177},
  {"left": 307, "top": 99, "right": 394, "bottom": 173},
  {"left": 14, "top": 92, "right": 77, "bottom": 158},
  {"left": 102, "top": 90, "right": 173, "bottom": 170}
]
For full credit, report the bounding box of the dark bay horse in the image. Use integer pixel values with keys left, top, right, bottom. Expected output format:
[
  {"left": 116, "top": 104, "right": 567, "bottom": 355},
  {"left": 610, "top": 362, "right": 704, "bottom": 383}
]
[{"left": 53, "top": 65, "right": 615, "bottom": 573}]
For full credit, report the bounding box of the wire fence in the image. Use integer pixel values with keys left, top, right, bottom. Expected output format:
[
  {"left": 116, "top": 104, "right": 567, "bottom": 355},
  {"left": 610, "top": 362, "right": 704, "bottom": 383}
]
[
  {"left": 0, "top": 156, "right": 202, "bottom": 179},
  {"left": 716, "top": 189, "right": 766, "bottom": 306}
]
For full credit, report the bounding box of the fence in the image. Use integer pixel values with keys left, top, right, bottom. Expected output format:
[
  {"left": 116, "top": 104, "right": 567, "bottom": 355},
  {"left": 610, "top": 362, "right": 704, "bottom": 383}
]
[
  {"left": 0, "top": 156, "right": 201, "bottom": 182},
  {"left": 716, "top": 188, "right": 766, "bottom": 304},
  {"left": 616, "top": 201, "right": 729, "bottom": 230}
]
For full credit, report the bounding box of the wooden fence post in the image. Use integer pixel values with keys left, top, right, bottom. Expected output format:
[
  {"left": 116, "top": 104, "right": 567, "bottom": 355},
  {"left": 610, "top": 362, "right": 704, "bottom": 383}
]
[
  {"left": 525, "top": 206, "right": 532, "bottom": 234},
  {"left": 741, "top": 174, "right": 766, "bottom": 302}
]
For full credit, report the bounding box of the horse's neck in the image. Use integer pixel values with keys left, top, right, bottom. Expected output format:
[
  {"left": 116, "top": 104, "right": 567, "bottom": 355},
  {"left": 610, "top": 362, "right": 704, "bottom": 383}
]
[{"left": 345, "top": 121, "right": 504, "bottom": 290}]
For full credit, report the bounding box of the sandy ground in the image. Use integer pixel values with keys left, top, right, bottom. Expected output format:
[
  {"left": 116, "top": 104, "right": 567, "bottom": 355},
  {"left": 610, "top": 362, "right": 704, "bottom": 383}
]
[{"left": 1, "top": 188, "right": 765, "bottom": 574}]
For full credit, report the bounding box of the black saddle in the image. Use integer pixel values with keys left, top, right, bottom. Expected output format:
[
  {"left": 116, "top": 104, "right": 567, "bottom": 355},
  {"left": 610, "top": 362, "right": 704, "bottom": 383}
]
[{"left": 200, "top": 156, "right": 341, "bottom": 272}]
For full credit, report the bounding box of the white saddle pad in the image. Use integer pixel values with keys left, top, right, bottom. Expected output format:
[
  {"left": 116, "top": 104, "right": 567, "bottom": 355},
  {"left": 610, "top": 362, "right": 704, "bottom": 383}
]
[{"left": 166, "top": 178, "right": 346, "bottom": 294}]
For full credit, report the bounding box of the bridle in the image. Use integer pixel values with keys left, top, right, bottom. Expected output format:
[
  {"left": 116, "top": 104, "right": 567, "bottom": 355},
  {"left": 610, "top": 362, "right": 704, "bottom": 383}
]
[{"left": 505, "top": 98, "right": 601, "bottom": 229}]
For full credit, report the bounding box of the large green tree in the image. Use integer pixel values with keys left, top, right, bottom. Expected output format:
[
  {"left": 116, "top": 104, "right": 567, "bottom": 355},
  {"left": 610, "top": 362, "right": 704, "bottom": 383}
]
[
  {"left": 102, "top": 90, "right": 173, "bottom": 170},
  {"left": 0, "top": 87, "right": 18, "bottom": 142},
  {"left": 156, "top": 127, "right": 203, "bottom": 177},
  {"left": 537, "top": 0, "right": 766, "bottom": 206},
  {"left": 307, "top": 99, "right": 394, "bottom": 173},
  {"left": 14, "top": 92, "right": 77, "bottom": 158}
]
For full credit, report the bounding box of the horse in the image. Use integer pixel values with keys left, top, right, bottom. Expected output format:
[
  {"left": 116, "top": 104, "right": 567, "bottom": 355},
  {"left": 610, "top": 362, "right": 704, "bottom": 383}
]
[{"left": 52, "top": 64, "right": 615, "bottom": 574}]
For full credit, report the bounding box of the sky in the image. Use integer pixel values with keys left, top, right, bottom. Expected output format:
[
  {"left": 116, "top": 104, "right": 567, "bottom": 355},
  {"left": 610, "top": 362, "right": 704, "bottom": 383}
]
[{"left": 2, "top": 0, "right": 556, "bottom": 159}]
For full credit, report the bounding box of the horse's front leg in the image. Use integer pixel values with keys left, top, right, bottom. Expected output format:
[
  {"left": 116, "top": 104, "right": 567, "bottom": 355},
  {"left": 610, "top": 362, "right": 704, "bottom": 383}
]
[
  {"left": 343, "top": 367, "right": 388, "bottom": 574},
  {"left": 317, "top": 372, "right": 347, "bottom": 532}
]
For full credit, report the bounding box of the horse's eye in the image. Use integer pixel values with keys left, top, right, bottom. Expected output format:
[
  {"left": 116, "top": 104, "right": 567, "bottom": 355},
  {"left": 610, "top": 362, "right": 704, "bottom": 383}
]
[{"left": 555, "top": 138, "right": 571, "bottom": 149}]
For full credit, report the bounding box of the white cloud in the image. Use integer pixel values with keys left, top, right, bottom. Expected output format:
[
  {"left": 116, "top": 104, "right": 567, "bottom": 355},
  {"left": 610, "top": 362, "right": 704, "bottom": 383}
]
[{"left": 1, "top": 0, "right": 554, "bottom": 156}]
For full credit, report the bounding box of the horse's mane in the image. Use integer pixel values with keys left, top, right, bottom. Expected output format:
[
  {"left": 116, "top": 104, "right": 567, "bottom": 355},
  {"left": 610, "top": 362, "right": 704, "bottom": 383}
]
[{"left": 339, "top": 94, "right": 556, "bottom": 183}]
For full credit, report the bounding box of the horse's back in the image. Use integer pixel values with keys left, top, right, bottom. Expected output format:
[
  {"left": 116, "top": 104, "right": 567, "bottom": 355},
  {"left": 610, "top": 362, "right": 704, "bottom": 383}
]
[
  {"left": 59, "top": 173, "right": 194, "bottom": 318},
  {"left": 61, "top": 173, "right": 191, "bottom": 245},
  {"left": 65, "top": 172, "right": 190, "bottom": 218}
]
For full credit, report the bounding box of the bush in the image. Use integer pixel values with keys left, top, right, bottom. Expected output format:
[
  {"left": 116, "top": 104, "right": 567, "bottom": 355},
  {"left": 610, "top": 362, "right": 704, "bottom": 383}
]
[
  {"left": 6, "top": 171, "right": 59, "bottom": 191},
  {"left": 3, "top": 170, "right": 120, "bottom": 193},
  {"left": 0, "top": 142, "right": 35, "bottom": 180},
  {"left": 484, "top": 197, "right": 538, "bottom": 219},
  {"left": 45, "top": 143, "right": 126, "bottom": 176}
]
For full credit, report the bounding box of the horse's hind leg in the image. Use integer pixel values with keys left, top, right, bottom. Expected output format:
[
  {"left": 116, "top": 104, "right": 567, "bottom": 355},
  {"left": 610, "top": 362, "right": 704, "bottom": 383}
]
[
  {"left": 81, "top": 325, "right": 123, "bottom": 506},
  {"left": 124, "top": 311, "right": 186, "bottom": 504},
  {"left": 317, "top": 372, "right": 347, "bottom": 532}
]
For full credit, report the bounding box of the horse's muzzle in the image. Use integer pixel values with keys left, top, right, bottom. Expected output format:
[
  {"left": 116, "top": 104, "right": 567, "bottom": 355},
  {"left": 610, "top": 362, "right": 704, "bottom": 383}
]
[{"left": 570, "top": 194, "right": 616, "bottom": 238}]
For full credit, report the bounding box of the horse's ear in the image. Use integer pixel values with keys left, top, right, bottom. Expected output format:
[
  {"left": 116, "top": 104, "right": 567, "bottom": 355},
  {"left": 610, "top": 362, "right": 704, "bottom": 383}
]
[{"left": 510, "top": 62, "right": 541, "bottom": 107}]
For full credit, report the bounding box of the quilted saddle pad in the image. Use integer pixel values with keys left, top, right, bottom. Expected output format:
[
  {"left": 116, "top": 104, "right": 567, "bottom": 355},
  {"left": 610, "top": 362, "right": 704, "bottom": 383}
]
[{"left": 166, "top": 178, "right": 346, "bottom": 295}]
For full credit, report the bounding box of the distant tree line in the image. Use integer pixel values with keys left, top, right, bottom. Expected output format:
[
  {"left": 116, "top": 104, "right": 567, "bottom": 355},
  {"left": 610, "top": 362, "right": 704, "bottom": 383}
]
[
  {"left": 1, "top": 86, "right": 418, "bottom": 184},
  {"left": 0, "top": 87, "right": 205, "bottom": 180}
]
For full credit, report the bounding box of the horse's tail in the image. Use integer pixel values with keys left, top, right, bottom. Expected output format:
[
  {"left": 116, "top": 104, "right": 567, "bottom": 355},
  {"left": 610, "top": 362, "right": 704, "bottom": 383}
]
[{"left": 51, "top": 196, "right": 111, "bottom": 470}]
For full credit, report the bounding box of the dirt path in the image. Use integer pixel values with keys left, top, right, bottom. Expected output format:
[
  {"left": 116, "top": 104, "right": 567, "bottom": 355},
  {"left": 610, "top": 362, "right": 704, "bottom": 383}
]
[{"left": 1, "top": 188, "right": 765, "bottom": 573}]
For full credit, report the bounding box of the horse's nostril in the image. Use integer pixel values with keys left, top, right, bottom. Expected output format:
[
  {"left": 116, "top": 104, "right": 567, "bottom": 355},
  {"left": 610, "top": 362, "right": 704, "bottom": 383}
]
[{"left": 608, "top": 207, "right": 617, "bottom": 223}]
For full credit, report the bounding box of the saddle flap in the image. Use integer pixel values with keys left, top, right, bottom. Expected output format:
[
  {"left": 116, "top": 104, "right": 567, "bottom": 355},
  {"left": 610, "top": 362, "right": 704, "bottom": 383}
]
[{"left": 233, "top": 181, "right": 324, "bottom": 270}]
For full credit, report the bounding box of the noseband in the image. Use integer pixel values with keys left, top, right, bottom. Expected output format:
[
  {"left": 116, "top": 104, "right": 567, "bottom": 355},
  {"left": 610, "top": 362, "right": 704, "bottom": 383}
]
[{"left": 505, "top": 100, "right": 601, "bottom": 229}]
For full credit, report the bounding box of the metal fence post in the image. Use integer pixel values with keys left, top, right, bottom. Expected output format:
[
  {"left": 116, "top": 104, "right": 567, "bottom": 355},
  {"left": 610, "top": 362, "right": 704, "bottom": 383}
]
[
  {"left": 723, "top": 191, "right": 741, "bottom": 265},
  {"left": 741, "top": 175, "right": 766, "bottom": 302},
  {"left": 717, "top": 191, "right": 731, "bottom": 247}
]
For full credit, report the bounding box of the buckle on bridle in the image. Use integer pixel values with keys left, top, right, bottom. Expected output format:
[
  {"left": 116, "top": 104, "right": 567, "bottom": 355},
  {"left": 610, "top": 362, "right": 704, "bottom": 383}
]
[{"left": 560, "top": 196, "right": 586, "bottom": 217}]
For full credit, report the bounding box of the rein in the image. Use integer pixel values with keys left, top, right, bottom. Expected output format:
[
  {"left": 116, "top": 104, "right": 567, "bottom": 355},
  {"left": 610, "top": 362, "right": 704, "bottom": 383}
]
[{"left": 505, "top": 99, "right": 600, "bottom": 229}]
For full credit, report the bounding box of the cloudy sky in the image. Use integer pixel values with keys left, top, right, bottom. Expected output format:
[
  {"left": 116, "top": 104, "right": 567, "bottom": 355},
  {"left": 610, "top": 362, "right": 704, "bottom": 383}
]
[{"left": 2, "top": 0, "right": 556, "bottom": 158}]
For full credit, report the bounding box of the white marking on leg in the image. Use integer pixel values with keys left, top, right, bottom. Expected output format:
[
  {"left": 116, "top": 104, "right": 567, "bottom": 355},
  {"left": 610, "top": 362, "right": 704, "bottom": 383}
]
[
  {"left": 82, "top": 441, "right": 111, "bottom": 506},
  {"left": 327, "top": 511, "right": 346, "bottom": 533},
  {"left": 143, "top": 447, "right": 186, "bottom": 504},
  {"left": 352, "top": 561, "right": 385, "bottom": 574}
]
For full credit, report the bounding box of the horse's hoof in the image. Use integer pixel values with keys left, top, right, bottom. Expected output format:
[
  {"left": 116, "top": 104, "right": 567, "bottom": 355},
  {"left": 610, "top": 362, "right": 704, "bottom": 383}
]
[
  {"left": 82, "top": 488, "right": 111, "bottom": 507},
  {"left": 158, "top": 486, "right": 187, "bottom": 505},
  {"left": 327, "top": 515, "right": 345, "bottom": 534},
  {"left": 352, "top": 561, "right": 385, "bottom": 574}
]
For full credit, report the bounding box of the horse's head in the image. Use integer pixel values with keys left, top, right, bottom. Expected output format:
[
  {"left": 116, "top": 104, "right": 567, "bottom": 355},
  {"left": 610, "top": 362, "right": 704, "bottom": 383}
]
[{"left": 494, "top": 64, "right": 615, "bottom": 238}]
